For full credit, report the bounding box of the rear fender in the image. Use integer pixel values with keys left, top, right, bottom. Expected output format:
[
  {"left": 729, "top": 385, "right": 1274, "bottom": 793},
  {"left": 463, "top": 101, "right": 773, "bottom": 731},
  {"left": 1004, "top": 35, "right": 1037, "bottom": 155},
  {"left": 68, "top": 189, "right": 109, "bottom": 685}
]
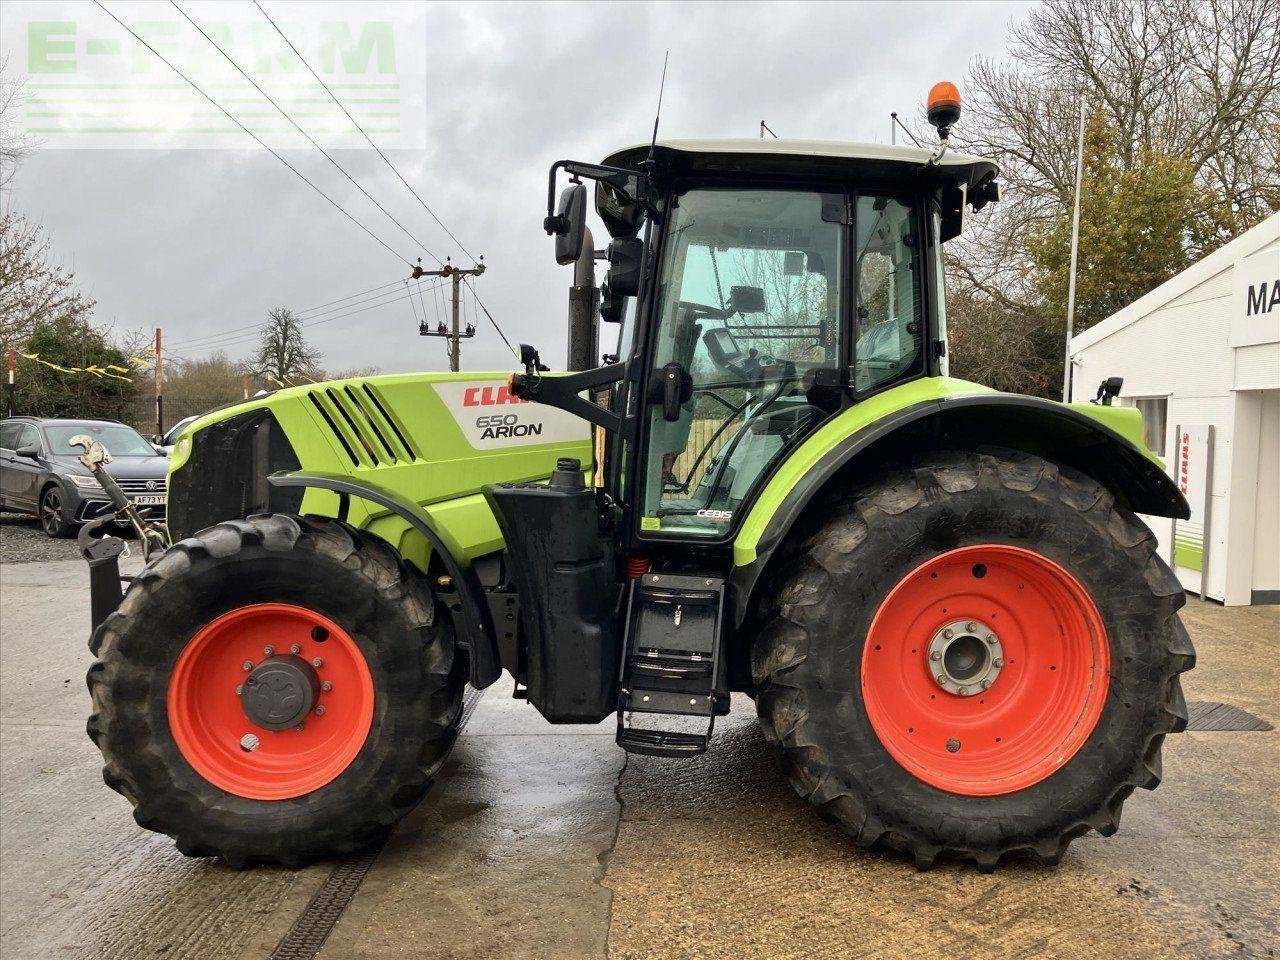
[
  {"left": 268, "top": 470, "right": 501, "bottom": 688},
  {"left": 729, "top": 386, "right": 1189, "bottom": 628}
]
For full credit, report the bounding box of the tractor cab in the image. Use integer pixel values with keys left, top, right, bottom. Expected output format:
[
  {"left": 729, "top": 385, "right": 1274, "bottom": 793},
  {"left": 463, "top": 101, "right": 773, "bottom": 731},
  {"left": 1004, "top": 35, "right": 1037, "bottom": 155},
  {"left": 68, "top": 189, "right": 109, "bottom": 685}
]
[{"left": 516, "top": 137, "right": 998, "bottom": 546}]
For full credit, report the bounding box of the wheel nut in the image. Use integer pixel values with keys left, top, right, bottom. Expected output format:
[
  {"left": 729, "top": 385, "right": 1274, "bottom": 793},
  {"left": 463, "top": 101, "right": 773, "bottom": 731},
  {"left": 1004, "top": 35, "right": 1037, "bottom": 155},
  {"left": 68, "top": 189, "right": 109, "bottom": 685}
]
[
  {"left": 263, "top": 645, "right": 275, "bottom": 656},
  {"left": 936, "top": 675, "right": 947, "bottom": 685},
  {"left": 930, "top": 651, "right": 942, "bottom": 661},
  {"left": 986, "top": 635, "right": 998, "bottom": 644},
  {"left": 314, "top": 705, "right": 326, "bottom": 716},
  {"left": 312, "top": 657, "right": 323, "bottom": 668},
  {"left": 290, "top": 644, "right": 302, "bottom": 654},
  {"left": 994, "top": 658, "right": 1005, "bottom": 668},
  {"left": 242, "top": 660, "right": 254, "bottom": 671},
  {"left": 942, "top": 629, "right": 953, "bottom": 640},
  {"left": 235, "top": 684, "right": 244, "bottom": 695},
  {"left": 967, "top": 621, "right": 977, "bottom": 631},
  {"left": 294, "top": 722, "right": 305, "bottom": 731},
  {"left": 321, "top": 681, "right": 333, "bottom": 692},
  {"left": 981, "top": 679, "right": 991, "bottom": 689}
]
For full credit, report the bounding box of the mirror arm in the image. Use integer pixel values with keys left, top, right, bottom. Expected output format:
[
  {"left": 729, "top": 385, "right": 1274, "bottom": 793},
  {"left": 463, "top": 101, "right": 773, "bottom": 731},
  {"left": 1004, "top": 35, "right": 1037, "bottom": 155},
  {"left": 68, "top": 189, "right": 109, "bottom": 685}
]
[
  {"left": 510, "top": 362, "right": 629, "bottom": 436},
  {"left": 546, "top": 159, "right": 652, "bottom": 222}
]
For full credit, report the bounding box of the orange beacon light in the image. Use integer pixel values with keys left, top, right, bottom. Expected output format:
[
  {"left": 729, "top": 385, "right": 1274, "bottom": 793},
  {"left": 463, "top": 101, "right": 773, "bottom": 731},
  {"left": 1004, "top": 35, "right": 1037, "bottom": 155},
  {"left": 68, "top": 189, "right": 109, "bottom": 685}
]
[{"left": 927, "top": 82, "right": 962, "bottom": 138}]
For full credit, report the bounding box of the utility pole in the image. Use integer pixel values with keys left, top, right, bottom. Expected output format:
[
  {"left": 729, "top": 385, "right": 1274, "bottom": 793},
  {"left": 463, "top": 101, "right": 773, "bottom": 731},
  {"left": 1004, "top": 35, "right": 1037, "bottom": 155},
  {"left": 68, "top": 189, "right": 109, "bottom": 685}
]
[
  {"left": 6, "top": 349, "right": 14, "bottom": 418},
  {"left": 414, "top": 259, "right": 486, "bottom": 371},
  {"left": 154, "top": 327, "right": 164, "bottom": 436},
  {"left": 242, "top": 373, "right": 250, "bottom": 399},
  {"left": 1063, "top": 96, "right": 1087, "bottom": 403}
]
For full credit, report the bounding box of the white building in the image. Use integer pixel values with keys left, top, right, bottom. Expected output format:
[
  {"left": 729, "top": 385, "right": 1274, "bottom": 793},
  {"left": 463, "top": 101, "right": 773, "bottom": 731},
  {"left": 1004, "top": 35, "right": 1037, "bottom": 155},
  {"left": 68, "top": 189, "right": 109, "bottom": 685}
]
[{"left": 1069, "top": 212, "right": 1280, "bottom": 606}]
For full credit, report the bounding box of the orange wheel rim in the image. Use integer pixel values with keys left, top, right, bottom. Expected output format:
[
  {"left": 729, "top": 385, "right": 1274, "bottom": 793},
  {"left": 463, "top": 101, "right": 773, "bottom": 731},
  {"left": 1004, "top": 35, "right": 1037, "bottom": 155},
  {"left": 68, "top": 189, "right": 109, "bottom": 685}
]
[
  {"left": 861, "top": 545, "right": 1109, "bottom": 796},
  {"left": 167, "top": 603, "right": 375, "bottom": 800}
]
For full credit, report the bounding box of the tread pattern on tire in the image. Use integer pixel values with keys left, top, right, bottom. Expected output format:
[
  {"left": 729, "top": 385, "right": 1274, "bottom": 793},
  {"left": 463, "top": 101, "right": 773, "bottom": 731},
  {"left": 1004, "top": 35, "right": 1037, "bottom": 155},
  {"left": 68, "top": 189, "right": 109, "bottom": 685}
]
[
  {"left": 750, "top": 448, "right": 1195, "bottom": 871},
  {"left": 86, "top": 513, "right": 464, "bottom": 868}
]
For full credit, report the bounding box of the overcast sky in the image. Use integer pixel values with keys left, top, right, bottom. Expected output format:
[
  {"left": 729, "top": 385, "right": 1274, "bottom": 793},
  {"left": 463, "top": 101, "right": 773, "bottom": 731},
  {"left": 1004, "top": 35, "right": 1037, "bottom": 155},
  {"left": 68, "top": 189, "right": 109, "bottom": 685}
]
[{"left": 6, "top": 0, "right": 1032, "bottom": 374}]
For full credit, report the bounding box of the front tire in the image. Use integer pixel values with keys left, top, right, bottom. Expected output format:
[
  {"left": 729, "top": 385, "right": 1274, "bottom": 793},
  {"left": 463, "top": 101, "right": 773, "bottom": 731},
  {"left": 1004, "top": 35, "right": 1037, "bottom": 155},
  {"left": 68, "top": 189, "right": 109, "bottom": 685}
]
[
  {"left": 751, "top": 449, "right": 1194, "bottom": 870},
  {"left": 40, "top": 485, "right": 75, "bottom": 537},
  {"left": 87, "top": 514, "right": 464, "bottom": 867}
]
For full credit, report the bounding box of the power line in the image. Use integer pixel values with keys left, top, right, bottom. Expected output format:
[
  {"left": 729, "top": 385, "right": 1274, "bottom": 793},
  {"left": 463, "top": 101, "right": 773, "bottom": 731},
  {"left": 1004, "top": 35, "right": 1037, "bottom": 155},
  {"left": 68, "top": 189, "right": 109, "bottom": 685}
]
[
  {"left": 463, "top": 278, "right": 518, "bottom": 359},
  {"left": 253, "top": 0, "right": 478, "bottom": 263},
  {"left": 175, "top": 279, "right": 409, "bottom": 348},
  {"left": 169, "top": 1, "right": 441, "bottom": 265},
  {"left": 91, "top": 0, "right": 411, "bottom": 268},
  {"left": 169, "top": 281, "right": 449, "bottom": 354}
]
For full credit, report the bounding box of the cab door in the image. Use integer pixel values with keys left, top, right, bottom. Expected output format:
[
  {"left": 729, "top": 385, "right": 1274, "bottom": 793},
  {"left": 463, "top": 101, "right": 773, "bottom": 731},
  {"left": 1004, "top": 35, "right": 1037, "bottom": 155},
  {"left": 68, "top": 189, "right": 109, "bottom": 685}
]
[
  {"left": 634, "top": 185, "right": 846, "bottom": 540},
  {"left": 633, "top": 187, "right": 930, "bottom": 543}
]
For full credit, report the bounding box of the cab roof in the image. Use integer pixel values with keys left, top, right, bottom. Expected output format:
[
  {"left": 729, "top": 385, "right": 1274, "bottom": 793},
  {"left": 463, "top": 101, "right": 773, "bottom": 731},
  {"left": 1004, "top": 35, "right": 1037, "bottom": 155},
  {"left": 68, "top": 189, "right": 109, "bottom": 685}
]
[{"left": 602, "top": 138, "right": 998, "bottom": 189}]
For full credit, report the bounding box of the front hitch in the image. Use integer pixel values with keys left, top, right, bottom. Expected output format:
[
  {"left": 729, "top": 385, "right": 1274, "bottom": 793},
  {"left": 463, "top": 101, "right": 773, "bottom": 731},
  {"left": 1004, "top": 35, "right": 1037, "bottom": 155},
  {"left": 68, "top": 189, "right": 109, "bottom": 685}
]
[
  {"left": 79, "top": 516, "right": 128, "bottom": 631},
  {"left": 70, "top": 435, "right": 170, "bottom": 632}
]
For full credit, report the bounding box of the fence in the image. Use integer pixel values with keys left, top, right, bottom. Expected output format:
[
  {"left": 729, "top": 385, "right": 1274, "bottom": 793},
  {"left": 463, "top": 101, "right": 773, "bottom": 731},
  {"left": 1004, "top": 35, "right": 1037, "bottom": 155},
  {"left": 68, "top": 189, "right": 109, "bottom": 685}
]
[
  {"left": 670, "top": 418, "right": 735, "bottom": 492},
  {"left": 118, "top": 392, "right": 244, "bottom": 438}
]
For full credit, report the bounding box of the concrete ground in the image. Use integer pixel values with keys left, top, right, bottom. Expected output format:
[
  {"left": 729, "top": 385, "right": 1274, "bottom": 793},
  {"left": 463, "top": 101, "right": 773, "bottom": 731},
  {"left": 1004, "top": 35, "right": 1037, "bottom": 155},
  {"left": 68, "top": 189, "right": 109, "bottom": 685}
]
[{"left": 1, "top": 558, "right": 1277, "bottom": 960}]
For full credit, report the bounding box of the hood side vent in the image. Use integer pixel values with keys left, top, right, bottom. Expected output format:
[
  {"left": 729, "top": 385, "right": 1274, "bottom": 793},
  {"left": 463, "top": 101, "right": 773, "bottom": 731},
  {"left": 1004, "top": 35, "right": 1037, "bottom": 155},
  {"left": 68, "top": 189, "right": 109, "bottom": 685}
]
[
  {"left": 308, "top": 392, "right": 365, "bottom": 467},
  {"left": 342, "top": 385, "right": 405, "bottom": 463},
  {"left": 361, "top": 383, "right": 422, "bottom": 461}
]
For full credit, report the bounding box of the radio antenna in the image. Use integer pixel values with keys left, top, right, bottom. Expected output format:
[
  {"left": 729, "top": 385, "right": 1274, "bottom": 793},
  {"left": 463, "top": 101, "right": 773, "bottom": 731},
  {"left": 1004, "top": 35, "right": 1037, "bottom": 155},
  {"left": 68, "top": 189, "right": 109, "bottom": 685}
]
[{"left": 645, "top": 51, "right": 670, "bottom": 166}]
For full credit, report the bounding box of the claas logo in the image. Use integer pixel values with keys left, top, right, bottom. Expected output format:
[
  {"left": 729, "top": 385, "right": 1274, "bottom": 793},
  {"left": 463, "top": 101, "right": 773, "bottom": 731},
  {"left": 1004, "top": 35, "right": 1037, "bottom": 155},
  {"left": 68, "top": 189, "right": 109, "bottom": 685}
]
[{"left": 462, "top": 385, "right": 528, "bottom": 407}]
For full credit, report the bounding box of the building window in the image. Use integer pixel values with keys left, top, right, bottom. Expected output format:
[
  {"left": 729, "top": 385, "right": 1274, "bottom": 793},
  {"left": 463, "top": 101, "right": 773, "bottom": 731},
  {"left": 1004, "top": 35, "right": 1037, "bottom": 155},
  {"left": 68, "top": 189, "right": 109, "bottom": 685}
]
[{"left": 1131, "top": 397, "right": 1168, "bottom": 456}]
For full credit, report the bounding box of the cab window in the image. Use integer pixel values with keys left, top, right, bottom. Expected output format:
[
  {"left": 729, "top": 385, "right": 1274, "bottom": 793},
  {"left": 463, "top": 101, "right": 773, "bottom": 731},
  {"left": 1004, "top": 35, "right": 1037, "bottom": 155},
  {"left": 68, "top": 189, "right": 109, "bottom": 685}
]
[{"left": 854, "top": 195, "right": 924, "bottom": 392}]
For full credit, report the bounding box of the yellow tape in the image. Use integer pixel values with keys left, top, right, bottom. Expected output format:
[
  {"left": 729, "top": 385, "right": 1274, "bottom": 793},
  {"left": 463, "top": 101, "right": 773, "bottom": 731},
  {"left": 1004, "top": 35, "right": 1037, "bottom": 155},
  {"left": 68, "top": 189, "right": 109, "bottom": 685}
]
[{"left": 17, "top": 352, "right": 135, "bottom": 382}]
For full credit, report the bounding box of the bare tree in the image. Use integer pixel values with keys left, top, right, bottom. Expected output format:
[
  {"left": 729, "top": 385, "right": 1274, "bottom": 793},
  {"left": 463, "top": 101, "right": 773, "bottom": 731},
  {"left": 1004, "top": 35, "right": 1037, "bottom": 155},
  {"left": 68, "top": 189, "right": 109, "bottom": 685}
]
[
  {"left": 0, "top": 210, "right": 97, "bottom": 356},
  {"left": 945, "top": 0, "right": 1280, "bottom": 394},
  {"left": 252, "top": 307, "right": 322, "bottom": 384},
  {"left": 1, "top": 55, "right": 33, "bottom": 192}
]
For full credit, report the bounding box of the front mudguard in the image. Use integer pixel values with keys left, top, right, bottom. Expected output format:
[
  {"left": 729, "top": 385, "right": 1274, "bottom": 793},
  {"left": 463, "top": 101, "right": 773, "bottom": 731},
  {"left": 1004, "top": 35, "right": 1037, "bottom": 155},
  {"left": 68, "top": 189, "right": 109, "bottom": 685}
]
[{"left": 267, "top": 470, "right": 502, "bottom": 689}]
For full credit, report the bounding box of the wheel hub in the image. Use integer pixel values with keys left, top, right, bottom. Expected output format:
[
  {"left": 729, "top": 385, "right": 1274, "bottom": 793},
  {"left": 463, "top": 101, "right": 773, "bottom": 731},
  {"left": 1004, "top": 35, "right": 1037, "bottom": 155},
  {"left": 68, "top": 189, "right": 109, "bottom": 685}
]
[
  {"left": 240, "top": 654, "right": 320, "bottom": 731},
  {"left": 927, "top": 619, "right": 1004, "bottom": 696}
]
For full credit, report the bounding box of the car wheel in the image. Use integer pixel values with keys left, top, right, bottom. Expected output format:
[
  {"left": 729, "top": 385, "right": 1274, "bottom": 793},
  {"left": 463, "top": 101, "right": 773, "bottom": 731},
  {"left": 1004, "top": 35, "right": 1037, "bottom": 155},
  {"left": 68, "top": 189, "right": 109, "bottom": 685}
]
[{"left": 40, "top": 485, "right": 75, "bottom": 538}]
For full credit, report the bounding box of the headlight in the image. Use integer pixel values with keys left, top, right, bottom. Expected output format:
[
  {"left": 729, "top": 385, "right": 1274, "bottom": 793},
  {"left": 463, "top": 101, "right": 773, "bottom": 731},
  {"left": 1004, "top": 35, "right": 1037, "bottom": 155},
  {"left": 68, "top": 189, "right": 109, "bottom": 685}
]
[{"left": 68, "top": 474, "right": 104, "bottom": 490}]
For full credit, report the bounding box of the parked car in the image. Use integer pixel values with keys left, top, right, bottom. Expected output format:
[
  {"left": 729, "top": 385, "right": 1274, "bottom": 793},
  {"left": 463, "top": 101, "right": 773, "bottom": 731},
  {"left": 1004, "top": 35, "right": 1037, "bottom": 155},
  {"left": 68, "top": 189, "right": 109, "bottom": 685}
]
[
  {"left": 152, "top": 414, "right": 200, "bottom": 457},
  {"left": 0, "top": 417, "right": 169, "bottom": 538}
]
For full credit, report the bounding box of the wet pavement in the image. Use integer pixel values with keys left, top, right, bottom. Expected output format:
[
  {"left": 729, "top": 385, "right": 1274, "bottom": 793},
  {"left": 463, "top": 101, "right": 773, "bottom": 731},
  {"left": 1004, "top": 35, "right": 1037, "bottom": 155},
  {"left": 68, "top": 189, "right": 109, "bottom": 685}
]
[{"left": 1, "top": 559, "right": 1277, "bottom": 959}]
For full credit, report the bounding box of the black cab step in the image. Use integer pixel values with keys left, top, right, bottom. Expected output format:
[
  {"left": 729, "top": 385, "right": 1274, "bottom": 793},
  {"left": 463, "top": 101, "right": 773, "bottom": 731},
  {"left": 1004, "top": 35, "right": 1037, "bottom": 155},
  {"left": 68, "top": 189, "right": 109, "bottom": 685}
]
[{"left": 617, "top": 572, "right": 726, "bottom": 758}]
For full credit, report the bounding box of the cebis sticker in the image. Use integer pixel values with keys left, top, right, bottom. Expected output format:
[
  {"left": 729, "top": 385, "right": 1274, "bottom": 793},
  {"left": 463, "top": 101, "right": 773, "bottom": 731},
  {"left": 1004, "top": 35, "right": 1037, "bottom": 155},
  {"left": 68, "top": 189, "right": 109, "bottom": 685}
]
[{"left": 431, "top": 381, "right": 589, "bottom": 450}]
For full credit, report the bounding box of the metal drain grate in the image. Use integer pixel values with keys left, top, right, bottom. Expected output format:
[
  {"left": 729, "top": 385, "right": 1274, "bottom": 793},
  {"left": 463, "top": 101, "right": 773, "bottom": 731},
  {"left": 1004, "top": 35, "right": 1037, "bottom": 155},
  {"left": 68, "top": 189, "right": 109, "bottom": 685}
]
[
  {"left": 269, "top": 684, "right": 485, "bottom": 960},
  {"left": 1185, "top": 701, "right": 1273, "bottom": 732}
]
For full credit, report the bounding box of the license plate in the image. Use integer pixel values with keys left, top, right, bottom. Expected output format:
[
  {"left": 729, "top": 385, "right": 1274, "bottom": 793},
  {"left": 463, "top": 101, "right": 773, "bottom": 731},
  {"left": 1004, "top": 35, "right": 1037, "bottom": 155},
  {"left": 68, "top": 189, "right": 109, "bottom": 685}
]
[{"left": 131, "top": 494, "right": 166, "bottom": 505}]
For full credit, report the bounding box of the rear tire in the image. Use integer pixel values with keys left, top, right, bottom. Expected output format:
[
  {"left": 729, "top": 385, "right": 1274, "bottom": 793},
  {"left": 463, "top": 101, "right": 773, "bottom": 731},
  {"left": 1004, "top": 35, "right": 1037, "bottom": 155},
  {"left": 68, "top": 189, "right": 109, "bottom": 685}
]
[
  {"left": 751, "top": 449, "right": 1194, "bottom": 870},
  {"left": 87, "top": 514, "right": 464, "bottom": 867}
]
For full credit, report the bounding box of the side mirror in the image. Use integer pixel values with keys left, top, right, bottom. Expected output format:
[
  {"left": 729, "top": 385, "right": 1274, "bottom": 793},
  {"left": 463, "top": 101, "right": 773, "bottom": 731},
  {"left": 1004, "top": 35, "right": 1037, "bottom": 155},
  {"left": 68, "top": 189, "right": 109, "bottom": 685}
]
[
  {"left": 15, "top": 444, "right": 40, "bottom": 459},
  {"left": 1094, "top": 376, "right": 1124, "bottom": 406},
  {"left": 519, "top": 343, "right": 549, "bottom": 374},
  {"left": 606, "top": 237, "right": 644, "bottom": 298},
  {"left": 545, "top": 182, "right": 588, "bottom": 266},
  {"left": 154, "top": 444, "right": 169, "bottom": 456},
  {"left": 728, "top": 285, "right": 766, "bottom": 314}
]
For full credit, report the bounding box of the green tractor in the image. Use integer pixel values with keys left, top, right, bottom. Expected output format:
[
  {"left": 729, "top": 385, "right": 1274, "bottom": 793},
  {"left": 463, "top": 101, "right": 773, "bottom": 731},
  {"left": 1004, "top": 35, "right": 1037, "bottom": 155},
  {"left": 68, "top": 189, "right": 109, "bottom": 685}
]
[{"left": 82, "top": 88, "right": 1193, "bottom": 871}]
